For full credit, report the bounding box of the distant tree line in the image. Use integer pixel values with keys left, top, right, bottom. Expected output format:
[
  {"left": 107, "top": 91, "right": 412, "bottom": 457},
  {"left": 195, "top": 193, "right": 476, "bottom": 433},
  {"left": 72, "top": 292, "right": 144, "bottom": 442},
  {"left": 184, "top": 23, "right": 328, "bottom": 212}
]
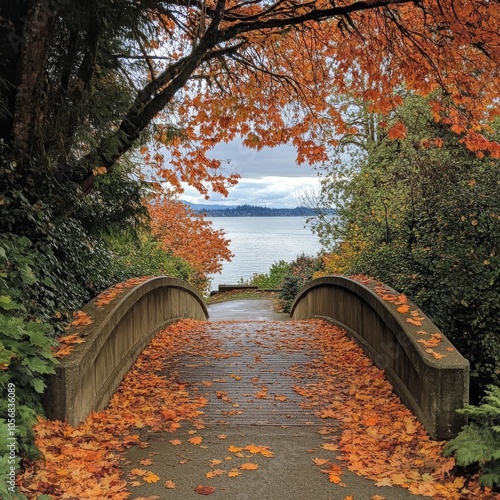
[{"left": 197, "top": 204, "right": 336, "bottom": 217}]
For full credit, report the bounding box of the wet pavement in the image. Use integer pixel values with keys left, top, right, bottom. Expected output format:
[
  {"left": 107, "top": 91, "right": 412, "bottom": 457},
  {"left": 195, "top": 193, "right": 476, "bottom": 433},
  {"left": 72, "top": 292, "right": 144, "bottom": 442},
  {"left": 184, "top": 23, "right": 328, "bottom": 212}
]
[
  {"left": 121, "top": 314, "right": 426, "bottom": 500},
  {"left": 208, "top": 299, "right": 289, "bottom": 321}
]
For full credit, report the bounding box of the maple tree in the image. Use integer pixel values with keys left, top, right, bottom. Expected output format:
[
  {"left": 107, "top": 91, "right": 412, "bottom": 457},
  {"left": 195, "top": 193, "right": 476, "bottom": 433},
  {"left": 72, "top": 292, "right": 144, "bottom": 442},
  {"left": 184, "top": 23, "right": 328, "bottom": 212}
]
[
  {"left": 148, "top": 193, "right": 233, "bottom": 289},
  {"left": 2, "top": 0, "right": 499, "bottom": 204}
]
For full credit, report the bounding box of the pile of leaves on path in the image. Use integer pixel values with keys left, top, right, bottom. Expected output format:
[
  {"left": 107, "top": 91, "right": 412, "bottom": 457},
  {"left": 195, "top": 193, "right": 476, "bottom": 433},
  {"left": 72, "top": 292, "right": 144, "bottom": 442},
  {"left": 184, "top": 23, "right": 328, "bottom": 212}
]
[
  {"left": 17, "top": 320, "right": 213, "bottom": 499},
  {"left": 17, "top": 319, "right": 499, "bottom": 499}
]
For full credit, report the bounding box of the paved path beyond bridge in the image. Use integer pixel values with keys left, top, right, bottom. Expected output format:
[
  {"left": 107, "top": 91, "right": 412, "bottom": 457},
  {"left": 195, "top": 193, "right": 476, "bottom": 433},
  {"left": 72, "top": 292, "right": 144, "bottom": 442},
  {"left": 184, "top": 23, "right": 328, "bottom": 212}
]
[
  {"left": 207, "top": 298, "right": 290, "bottom": 321},
  {"left": 121, "top": 300, "right": 429, "bottom": 499}
]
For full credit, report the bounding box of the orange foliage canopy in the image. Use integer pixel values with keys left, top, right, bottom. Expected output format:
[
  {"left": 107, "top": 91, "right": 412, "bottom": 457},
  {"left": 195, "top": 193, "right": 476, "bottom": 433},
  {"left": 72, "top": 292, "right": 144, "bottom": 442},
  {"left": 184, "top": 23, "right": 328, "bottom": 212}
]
[
  {"left": 74, "top": 0, "right": 499, "bottom": 196},
  {"left": 148, "top": 194, "right": 233, "bottom": 280}
]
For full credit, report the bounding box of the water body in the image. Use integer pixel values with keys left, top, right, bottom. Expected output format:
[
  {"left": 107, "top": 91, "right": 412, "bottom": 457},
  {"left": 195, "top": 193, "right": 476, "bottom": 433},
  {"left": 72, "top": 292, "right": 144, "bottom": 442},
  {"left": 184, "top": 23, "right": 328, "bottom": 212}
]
[{"left": 207, "top": 217, "right": 322, "bottom": 291}]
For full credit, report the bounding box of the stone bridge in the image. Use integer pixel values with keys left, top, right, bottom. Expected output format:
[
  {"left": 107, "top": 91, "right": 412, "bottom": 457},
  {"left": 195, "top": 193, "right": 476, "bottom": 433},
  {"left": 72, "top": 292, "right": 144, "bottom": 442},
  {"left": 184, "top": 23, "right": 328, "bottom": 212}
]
[{"left": 43, "top": 275, "right": 469, "bottom": 440}]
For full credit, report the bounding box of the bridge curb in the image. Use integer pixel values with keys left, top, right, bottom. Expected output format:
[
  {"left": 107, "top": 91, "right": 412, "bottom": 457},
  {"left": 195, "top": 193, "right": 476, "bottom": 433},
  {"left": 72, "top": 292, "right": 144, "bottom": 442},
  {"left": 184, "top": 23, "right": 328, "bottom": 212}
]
[
  {"left": 291, "top": 275, "right": 469, "bottom": 439},
  {"left": 43, "top": 276, "right": 208, "bottom": 426}
]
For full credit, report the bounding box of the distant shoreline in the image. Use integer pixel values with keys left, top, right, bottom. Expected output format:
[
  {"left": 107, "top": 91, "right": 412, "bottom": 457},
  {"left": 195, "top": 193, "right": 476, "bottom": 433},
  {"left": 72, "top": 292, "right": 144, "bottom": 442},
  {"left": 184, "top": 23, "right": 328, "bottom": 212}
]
[{"left": 188, "top": 204, "right": 335, "bottom": 217}]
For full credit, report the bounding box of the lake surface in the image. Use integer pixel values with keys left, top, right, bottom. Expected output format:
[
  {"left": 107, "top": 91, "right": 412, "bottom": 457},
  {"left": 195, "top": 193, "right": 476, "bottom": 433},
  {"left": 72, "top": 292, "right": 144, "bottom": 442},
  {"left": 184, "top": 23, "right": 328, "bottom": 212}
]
[{"left": 207, "top": 217, "right": 322, "bottom": 291}]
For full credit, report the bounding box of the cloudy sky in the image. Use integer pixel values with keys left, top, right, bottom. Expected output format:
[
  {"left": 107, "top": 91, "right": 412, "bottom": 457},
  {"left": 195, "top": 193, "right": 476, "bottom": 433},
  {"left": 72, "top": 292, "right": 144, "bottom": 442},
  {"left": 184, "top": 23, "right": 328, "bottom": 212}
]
[{"left": 179, "top": 139, "right": 322, "bottom": 208}]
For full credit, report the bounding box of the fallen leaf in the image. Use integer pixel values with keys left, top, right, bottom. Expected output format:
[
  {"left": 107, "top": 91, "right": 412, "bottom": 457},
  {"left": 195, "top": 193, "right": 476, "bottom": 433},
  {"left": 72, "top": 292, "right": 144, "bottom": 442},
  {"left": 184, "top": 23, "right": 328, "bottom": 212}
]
[
  {"left": 312, "top": 457, "right": 329, "bottom": 466},
  {"left": 164, "top": 480, "right": 176, "bottom": 489},
  {"left": 188, "top": 436, "right": 203, "bottom": 445},
  {"left": 131, "top": 468, "right": 148, "bottom": 476},
  {"left": 143, "top": 471, "right": 160, "bottom": 483},
  {"left": 161, "top": 407, "right": 177, "bottom": 420},
  {"left": 244, "top": 444, "right": 273, "bottom": 457},
  {"left": 322, "top": 443, "right": 339, "bottom": 451},
  {"left": 240, "top": 463, "right": 259, "bottom": 470},
  {"left": 194, "top": 485, "right": 216, "bottom": 495},
  {"left": 406, "top": 318, "right": 423, "bottom": 326}
]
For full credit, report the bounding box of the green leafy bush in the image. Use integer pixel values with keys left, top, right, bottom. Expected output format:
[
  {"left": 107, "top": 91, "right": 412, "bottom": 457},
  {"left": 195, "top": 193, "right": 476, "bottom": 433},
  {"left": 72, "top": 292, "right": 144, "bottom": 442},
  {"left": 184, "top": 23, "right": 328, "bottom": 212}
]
[
  {"left": 0, "top": 235, "right": 58, "bottom": 498},
  {"left": 105, "top": 230, "right": 196, "bottom": 283},
  {"left": 312, "top": 95, "right": 500, "bottom": 400},
  {"left": 247, "top": 260, "right": 291, "bottom": 289},
  {"left": 279, "top": 254, "right": 323, "bottom": 313},
  {"left": 444, "top": 385, "right": 500, "bottom": 489}
]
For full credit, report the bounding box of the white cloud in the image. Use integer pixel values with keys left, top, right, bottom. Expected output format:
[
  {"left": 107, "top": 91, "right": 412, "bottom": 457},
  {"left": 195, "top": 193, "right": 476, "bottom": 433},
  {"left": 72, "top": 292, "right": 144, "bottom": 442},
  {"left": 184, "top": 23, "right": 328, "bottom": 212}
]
[{"left": 181, "top": 176, "right": 321, "bottom": 208}]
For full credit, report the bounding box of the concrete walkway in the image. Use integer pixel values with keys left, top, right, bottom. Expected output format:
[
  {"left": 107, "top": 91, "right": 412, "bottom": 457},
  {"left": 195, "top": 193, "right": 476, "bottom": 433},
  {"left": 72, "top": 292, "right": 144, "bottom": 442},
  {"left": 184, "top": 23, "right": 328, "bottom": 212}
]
[
  {"left": 121, "top": 304, "right": 426, "bottom": 499},
  {"left": 208, "top": 299, "right": 289, "bottom": 321}
]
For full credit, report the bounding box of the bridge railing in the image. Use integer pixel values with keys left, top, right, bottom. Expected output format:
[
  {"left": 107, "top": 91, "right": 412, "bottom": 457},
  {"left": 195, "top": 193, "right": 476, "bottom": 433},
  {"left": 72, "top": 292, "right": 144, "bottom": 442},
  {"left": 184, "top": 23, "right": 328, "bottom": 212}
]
[
  {"left": 43, "top": 276, "right": 208, "bottom": 426},
  {"left": 290, "top": 275, "right": 469, "bottom": 439}
]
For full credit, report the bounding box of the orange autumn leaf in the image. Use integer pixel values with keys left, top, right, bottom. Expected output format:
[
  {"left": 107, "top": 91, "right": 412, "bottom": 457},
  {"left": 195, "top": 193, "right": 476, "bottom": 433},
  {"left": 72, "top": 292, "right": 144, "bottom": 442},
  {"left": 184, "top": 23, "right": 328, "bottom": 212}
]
[
  {"left": 228, "top": 470, "right": 241, "bottom": 477},
  {"left": 164, "top": 480, "right": 176, "bottom": 489},
  {"left": 244, "top": 444, "right": 273, "bottom": 457},
  {"left": 329, "top": 472, "right": 342, "bottom": 484},
  {"left": 240, "top": 463, "right": 259, "bottom": 470},
  {"left": 143, "top": 471, "right": 161, "bottom": 483},
  {"left": 206, "top": 469, "right": 225, "bottom": 478},
  {"left": 321, "top": 443, "right": 339, "bottom": 451},
  {"left": 161, "top": 407, "right": 177, "bottom": 420},
  {"left": 53, "top": 345, "right": 74, "bottom": 358},
  {"left": 406, "top": 318, "right": 423, "bottom": 327},
  {"left": 426, "top": 349, "right": 446, "bottom": 360},
  {"left": 320, "top": 409, "right": 336, "bottom": 419},
  {"left": 131, "top": 468, "right": 148, "bottom": 476},
  {"left": 140, "top": 458, "right": 153, "bottom": 466},
  {"left": 188, "top": 436, "right": 203, "bottom": 445},
  {"left": 312, "top": 457, "right": 330, "bottom": 466},
  {"left": 68, "top": 310, "right": 93, "bottom": 327},
  {"left": 169, "top": 439, "right": 182, "bottom": 446},
  {"left": 228, "top": 445, "right": 243, "bottom": 453},
  {"left": 194, "top": 485, "right": 216, "bottom": 495},
  {"left": 387, "top": 122, "right": 408, "bottom": 140},
  {"left": 396, "top": 305, "right": 410, "bottom": 314}
]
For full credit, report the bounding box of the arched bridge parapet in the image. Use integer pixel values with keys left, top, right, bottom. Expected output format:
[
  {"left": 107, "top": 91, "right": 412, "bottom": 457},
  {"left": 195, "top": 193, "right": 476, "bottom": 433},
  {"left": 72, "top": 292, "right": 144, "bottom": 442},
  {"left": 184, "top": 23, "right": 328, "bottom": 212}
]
[
  {"left": 290, "top": 275, "right": 469, "bottom": 440},
  {"left": 43, "top": 276, "right": 208, "bottom": 426}
]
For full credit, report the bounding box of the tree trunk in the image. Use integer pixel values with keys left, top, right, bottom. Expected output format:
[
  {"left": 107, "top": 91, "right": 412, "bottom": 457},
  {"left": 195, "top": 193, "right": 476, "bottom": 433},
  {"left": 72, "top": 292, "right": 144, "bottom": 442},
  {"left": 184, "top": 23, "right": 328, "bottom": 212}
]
[{"left": 12, "top": 0, "right": 58, "bottom": 157}]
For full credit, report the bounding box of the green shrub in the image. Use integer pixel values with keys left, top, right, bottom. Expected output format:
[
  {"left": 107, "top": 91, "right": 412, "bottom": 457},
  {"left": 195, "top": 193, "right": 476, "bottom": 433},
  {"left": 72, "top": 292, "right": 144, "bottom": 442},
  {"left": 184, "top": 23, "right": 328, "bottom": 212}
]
[
  {"left": 105, "top": 230, "right": 196, "bottom": 283},
  {"left": 279, "top": 254, "right": 323, "bottom": 312},
  {"left": 444, "top": 385, "right": 500, "bottom": 489},
  {"left": 248, "top": 260, "right": 291, "bottom": 288},
  {"left": 312, "top": 95, "right": 500, "bottom": 400},
  {"left": 0, "top": 235, "right": 58, "bottom": 497}
]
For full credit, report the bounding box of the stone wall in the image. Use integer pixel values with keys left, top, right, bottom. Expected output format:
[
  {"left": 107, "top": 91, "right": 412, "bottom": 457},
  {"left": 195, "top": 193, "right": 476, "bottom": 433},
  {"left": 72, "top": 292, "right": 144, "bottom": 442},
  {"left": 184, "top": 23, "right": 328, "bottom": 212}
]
[
  {"left": 290, "top": 276, "right": 469, "bottom": 439},
  {"left": 43, "top": 277, "right": 208, "bottom": 425}
]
